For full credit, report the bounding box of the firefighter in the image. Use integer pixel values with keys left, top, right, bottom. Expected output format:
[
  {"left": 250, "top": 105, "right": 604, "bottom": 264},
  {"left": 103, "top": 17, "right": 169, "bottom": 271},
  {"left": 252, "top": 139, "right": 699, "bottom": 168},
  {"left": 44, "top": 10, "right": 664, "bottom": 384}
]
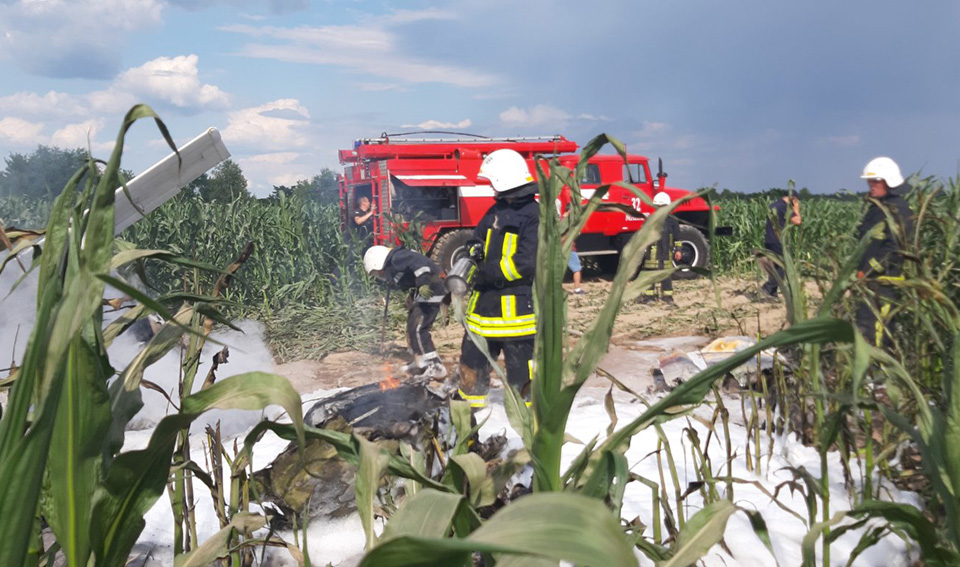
[
  {"left": 854, "top": 157, "right": 914, "bottom": 348},
  {"left": 363, "top": 245, "right": 448, "bottom": 378},
  {"left": 638, "top": 192, "right": 684, "bottom": 304},
  {"left": 758, "top": 195, "right": 802, "bottom": 301},
  {"left": 456, "top": 148, "right": 539, "bottom": 408}
]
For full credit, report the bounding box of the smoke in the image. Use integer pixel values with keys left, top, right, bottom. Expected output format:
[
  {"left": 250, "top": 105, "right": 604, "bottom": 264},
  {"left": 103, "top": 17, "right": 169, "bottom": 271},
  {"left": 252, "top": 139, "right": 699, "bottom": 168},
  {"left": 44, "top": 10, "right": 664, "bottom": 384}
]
[
  {"left": 117, "top": 319, "right": 281, "bottom": 436},
  {"left": 0, "top": 265, "right": 38, "bottom": 375},
  {"left": 1, "top": 260, "right": 281, "bottom": 439}
]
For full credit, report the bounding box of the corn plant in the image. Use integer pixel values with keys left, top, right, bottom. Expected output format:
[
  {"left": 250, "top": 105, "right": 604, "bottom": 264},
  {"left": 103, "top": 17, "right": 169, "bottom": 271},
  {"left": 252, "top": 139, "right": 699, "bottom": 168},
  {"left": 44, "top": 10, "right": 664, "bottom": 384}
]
[{"left": 0, "top": 106, "right": 309, "bottom": 567}]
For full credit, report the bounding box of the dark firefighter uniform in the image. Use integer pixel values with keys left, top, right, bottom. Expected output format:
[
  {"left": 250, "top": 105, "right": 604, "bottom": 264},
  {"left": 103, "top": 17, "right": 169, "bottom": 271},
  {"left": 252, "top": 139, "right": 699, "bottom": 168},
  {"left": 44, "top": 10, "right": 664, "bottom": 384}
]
[
  {"left": 854, "top": 185, "right": 914, "bottom": 347},
  {"left": 382, "top": 247, "right": 447, "bottom": 363},
  {"left": 458, "top": 186, "right": 539, "bottom": 408},
  {"left": 640, "top": 215, "right": 683, "bottom": 302},
  {"left": 761, "top": 197, "right": 799, "bottom": 298}
]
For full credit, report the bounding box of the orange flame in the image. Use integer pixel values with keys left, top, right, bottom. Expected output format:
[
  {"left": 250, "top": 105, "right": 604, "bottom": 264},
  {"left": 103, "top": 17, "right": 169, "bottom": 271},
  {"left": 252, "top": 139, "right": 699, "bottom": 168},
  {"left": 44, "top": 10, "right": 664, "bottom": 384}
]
[{"left": 379, "top": 362, "right": 402, "bottom": 391}]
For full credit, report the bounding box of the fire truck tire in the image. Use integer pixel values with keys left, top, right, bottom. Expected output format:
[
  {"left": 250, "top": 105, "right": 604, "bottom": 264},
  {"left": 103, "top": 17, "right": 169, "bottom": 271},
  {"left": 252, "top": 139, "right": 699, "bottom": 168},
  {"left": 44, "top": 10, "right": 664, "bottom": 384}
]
[
  {"left": 430, "top": 229, "right": 474, "bottom": 274},
  {"left": 674, "top": 225, "right": 709, "bottom": 280}
]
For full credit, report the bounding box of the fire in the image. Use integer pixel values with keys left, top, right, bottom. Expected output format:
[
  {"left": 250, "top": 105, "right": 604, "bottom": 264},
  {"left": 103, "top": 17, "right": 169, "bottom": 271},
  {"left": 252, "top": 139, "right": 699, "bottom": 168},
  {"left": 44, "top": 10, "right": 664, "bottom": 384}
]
[
  {"left": 379, "top": 376, "right": 401, "bottom": 391},
  {"left": 379, "top": 362, "right": 402, "bottom": 391}
]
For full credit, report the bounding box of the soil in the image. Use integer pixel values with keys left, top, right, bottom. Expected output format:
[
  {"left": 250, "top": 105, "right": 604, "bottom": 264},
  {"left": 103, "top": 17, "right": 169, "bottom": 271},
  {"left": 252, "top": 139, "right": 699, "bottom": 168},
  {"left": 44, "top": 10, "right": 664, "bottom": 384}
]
[{"left": 273, "top": 275, "right": 819, "bottom": 395}]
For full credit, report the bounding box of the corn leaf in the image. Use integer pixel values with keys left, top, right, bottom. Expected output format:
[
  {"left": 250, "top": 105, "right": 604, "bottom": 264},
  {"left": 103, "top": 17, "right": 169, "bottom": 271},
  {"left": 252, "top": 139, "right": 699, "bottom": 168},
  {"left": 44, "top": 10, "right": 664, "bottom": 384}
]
[
  {"left": 657, "top": 500, "right": 737, "bottom": 567},
  {"left": 381, "top": 489, "right": 464, "bottom": 541},
  {"left": 361, "top": 492, "right": 637, "bottom": 567},
  {"left": 174, "top": 512, "right": 266, "bottom": 567}
]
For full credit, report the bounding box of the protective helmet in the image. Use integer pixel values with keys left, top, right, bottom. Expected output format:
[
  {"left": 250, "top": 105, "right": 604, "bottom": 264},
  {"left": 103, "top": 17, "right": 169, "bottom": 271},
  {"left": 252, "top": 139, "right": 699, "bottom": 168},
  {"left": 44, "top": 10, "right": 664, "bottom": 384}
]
[
  {"left": 652, "top": 192, "right": 671, "bottom": 206},
  {"left": 860, "top": 157, "right": 904, "bottom": 187},
  {"left": 363, "top": 245, "right": 391, "bottom": 274},
  {"left": 477, "top": 149, "right": 535, "bottom": 194}
]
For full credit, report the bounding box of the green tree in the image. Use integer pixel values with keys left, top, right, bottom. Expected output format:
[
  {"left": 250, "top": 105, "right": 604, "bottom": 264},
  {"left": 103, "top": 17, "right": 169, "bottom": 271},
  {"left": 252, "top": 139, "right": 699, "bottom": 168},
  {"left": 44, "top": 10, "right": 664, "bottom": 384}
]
[
  {"left": 201, "top": 159, "right": 250, "bottom": 202},
  {"left": 0, "top": 146, "right": 90, "bottom": 199}
]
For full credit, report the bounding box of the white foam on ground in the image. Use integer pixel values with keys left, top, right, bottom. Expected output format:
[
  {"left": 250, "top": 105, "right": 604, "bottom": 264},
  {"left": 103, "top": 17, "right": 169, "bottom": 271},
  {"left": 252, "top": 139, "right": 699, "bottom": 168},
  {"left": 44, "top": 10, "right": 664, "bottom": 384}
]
[{"left": 132, "top": 383, "right": 917, "bottom": 567}]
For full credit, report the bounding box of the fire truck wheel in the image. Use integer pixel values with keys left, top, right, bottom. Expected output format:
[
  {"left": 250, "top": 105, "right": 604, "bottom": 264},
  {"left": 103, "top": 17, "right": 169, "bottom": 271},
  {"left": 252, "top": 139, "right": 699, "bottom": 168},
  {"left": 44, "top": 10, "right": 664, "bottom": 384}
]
[
  {"left": 674, "top": 225, "right": 709, "bottom": 280},
  {"left": 430, "top": 229, "right": 474, "bottom": 274}
]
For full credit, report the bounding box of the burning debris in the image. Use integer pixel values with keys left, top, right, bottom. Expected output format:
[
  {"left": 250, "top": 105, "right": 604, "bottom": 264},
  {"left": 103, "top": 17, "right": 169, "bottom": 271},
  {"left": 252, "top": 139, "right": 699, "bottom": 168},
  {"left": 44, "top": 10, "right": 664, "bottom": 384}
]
[{"left": 254, "top": 376, "right": 455, "bottom": 527}]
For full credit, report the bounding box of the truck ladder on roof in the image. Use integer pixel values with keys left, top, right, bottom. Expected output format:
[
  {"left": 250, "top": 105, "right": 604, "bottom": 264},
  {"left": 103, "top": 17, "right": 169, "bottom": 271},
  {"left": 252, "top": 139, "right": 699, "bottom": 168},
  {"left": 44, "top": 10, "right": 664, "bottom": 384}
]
[{"left": 355, "top": 134, "right": 567, "bottom": 145}]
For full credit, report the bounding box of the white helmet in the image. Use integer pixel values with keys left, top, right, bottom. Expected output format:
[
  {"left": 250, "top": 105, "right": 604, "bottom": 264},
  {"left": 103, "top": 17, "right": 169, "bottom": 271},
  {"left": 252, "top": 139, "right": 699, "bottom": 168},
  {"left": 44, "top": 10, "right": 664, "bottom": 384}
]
[
  {"left": 363, "top": 245, "right": 391, "bottom": 274},
  {"left": 860, "top": 157, "right": 904, "bottom": 187},
  {"left": 477, "top": 149, "right": 535, "bottom": 194},
  {"left": 653, "top": 192, "right": 671, "bottom": 206}
]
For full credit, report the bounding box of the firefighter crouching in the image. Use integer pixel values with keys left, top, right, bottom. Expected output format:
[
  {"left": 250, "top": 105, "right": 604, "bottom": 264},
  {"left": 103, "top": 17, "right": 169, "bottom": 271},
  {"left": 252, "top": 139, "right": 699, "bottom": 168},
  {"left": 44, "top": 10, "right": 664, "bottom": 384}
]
[
  {"left": 639, "top": 192, "right": 684, "bottom": 304},
  {"left": 456, "top": 149, "right": 539, "bottom": 408},
  {"left": 854, "top": 157, "right": 914, "bottom": 348},
  {"left": 363, "top": 245, "right": 448, "bottom": 378}
]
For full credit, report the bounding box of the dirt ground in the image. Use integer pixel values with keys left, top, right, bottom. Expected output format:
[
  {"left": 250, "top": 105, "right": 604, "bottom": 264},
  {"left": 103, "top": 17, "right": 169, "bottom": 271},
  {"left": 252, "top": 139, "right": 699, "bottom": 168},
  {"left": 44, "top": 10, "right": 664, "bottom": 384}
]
[{"left": 275, "top": 275, "right": 819, "bottom": 395}]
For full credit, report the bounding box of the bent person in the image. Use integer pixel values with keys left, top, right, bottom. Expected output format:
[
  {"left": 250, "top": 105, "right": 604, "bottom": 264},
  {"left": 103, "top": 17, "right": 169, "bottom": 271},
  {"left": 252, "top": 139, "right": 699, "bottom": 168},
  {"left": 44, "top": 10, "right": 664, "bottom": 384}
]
[{"left": 363, "top": 245, "right": 447, "bottom": 378}]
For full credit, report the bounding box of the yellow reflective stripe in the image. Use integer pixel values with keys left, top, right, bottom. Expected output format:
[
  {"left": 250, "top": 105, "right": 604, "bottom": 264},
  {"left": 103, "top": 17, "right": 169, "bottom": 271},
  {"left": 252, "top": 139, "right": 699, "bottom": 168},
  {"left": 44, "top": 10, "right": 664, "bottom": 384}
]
[
  {"left": 877, "top": 275, "right": 905, "bottom": 282},
  {"left": 500, "top": 232, "right": 521, "bottom": 281},
  {"left": 528, "top": 359, "right": 535, "bottom": 380},
  {"left": 662, "top": 290, "right": 674, "bottom": 296},
  {"left": 465, "top": 321, "right": 537, "bottom": 337},
  {"left": 465, "top": 312, "right": 536, "bottom": 326},
  {"left": 458, "top": 389, "right": 487, "bottom": 408},
  {"left": 868, "top": 258, "right": 884, "bottom": 273},
  {"left": 483, "top": 228, "right": 492, "bottom": 258},
  {"left": 501, "top": 295, "right": 516, "bottom": 319}
]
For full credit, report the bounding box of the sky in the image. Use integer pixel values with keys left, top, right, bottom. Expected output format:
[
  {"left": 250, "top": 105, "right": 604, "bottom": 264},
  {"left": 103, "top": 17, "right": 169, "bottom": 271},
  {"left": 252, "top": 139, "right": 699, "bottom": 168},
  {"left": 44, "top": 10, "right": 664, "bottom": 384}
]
[{"left": 0, "top": 0, "right": 958, "bottom": 197}]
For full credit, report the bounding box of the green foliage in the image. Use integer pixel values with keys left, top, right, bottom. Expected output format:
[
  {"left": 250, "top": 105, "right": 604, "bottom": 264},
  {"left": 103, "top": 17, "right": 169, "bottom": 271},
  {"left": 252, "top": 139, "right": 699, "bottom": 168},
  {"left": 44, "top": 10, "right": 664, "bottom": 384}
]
[
  {"left": 200, "top": 159, "right": 250, "bottom": 202},
  {"left": 0, "top": 106, "right": 310, "bottom": 566},
  {"left": 0, "top": 145, "right": 89, "bottom": 199}
]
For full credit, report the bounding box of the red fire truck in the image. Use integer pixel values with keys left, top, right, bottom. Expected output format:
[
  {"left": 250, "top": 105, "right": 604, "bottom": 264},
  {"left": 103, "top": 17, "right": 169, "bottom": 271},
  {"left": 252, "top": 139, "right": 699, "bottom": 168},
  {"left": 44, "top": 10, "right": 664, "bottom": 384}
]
[{"left": 338, "top": 133, "right": 723, "bottom": 277}]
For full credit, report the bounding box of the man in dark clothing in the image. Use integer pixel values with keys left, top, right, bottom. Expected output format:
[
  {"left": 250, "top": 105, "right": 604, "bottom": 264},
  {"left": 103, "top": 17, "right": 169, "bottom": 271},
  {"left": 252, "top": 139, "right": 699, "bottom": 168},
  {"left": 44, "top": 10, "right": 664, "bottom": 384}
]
[
  {"left": 353, "top": 194, "right": 376, "bottom": 251},
  {"left": 363, "top": 245, "right": 448, "bottom": 378},
  {"left": 639, "top": 192, "right": 684, "bottom": 304},
  {"left": 854, "top": 157, "right": 914, "bottom": 348},
  {"left": 759, "top": 195, "right": 802, "bottom": 300},
  {"left": 457, "top": 148, "right": 539, "bottom": 409}
]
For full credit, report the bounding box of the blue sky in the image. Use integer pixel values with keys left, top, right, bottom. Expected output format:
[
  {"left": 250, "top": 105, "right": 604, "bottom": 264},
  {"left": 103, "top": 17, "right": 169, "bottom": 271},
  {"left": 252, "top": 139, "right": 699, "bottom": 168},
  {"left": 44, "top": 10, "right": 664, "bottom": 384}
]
[{"left": 1, "top": 0, "right": 958, "bottom": 197}]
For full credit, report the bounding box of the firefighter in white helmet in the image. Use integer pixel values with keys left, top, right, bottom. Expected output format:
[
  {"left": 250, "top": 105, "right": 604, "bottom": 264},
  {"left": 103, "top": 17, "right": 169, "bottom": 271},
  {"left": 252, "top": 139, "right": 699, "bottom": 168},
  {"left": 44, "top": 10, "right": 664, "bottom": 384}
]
[
  {"left": 456, "top": 149, "right": 539, "bottom": 408},
  {"left": 854, "top": 157, "right": 914, "bottom": 348},
  {"left": 363, "top": 245, "right": 448, "bottom": 378},
  {"left": 639, "top": 192, "right": 684, "bottom": 304}
]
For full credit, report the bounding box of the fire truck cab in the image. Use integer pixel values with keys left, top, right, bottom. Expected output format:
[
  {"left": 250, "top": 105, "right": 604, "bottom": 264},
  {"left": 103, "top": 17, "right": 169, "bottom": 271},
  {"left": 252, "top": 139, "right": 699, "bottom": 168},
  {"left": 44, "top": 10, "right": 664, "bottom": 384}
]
[{"left": 338, "top": 133, "right": 720, "bottom": 277}]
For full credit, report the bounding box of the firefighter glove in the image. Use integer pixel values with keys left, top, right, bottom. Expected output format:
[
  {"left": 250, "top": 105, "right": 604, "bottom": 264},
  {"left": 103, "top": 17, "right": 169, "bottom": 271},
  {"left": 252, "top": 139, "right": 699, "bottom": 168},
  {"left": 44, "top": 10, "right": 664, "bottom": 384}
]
[
  {"left": 467, "top": 241, "right": 485, "bottom": 262},
  {"left": 418, "top": 284, "right": 434, "bottom": 299}
]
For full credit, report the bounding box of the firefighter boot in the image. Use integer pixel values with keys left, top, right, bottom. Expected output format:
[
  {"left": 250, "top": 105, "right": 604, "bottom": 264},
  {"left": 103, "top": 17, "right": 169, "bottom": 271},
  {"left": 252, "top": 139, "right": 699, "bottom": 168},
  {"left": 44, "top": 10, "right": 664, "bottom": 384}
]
[
  {"left": 454, "top": 365, "right": 488, "bottom": 409},
  {"left": 400, "top": 356, "right": 425, "bottom": 376},
  {"left": 421, "top": 360, "right": 448, "bottom": 380}
]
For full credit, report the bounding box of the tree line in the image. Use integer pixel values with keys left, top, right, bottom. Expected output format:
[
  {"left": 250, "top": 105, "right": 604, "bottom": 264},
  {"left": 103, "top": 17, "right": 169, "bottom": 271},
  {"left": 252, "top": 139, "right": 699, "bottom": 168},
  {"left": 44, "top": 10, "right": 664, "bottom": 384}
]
[{"left": 0, "top": 145, "right": 339, "bottom": 204}]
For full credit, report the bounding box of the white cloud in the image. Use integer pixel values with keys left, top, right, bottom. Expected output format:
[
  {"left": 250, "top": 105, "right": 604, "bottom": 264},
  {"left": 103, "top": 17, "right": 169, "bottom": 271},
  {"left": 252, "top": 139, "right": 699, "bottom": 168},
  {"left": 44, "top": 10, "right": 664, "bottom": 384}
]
[
  {"left": 223, "top": 13, "right": 498, "bottom": 88},
  {"left": 382, "top": 8, "right": 456, "bottom": 24},
  {"left": 0, "top": 91, "right": 86, "bottom": 119},
  {"left": 50, "top": 119, "right": 106, "bottom": 149},
  {"left": 401, "top": 119, "right": 472, "bottom": 130},
  {"left": 110, "top": 55, "right": 230, "bottom": 110},
  {"left": 0, "top": 0, "right": 164, "bottom": 78},
  {"left": 499, "top": 105, "right": 571, "bottom": 128},
  {"left": 222, "top": 99, "right": 312, "bottom": 151},
  {"left": 633, "top": 122, "right": 672, "bottom": 138},
  {"left": 0, "top": 117, "right": 45, "bottom": 145},
  {"left": 357, "top": 83, "right": 405, "bottom": 92},
  {"left": 246, "top": 152, "right": 299, "bottom": 165}
]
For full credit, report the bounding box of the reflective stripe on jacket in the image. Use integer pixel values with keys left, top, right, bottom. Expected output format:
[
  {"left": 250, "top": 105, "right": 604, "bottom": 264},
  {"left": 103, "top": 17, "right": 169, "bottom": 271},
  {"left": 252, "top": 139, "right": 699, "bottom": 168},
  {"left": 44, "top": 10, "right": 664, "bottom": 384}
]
[{"left": 465, "top": 194, "right": 539, "bottom": 338}]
